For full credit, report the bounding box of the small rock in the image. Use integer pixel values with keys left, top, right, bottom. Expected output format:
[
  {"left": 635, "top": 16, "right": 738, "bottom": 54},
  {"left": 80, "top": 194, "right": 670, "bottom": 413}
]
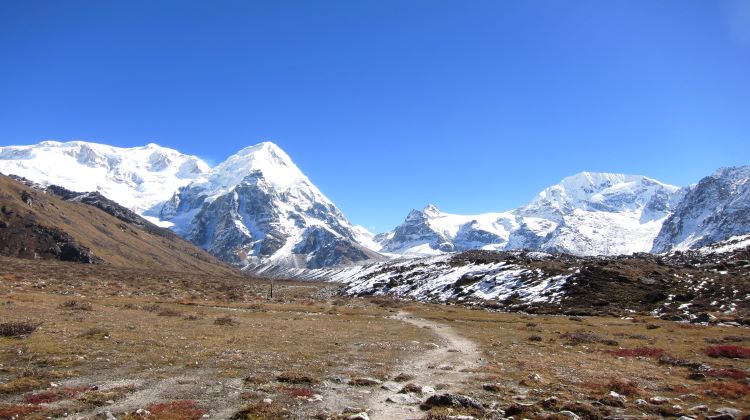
[
  {"left": 437, "top": 363, "right": 455, "bottom": 371},
  {"left": 540, "top": 396, "right": 560, "bottom": 409},
  {"left": 649, "top": 396, "right": 670, "bottom": 405},
  {"left": 504, "top": 403, "right": 539, "bottom": 417},
  {"left": 381, "top": 382, "right": 401, "bottom": 392},
  {"left": 346, "top": 412, "right": 370, "bottom": 420},
  {"left": 688, "top": 405, "right": 708, "bottom": 412},
  {"left": 421, "top": 393, "right": 483, "bottom": 410},
  {"left": 422, "top": 386, "right": 436, "bottom": 395},
  {"left": 635, "top": 399, "right": 648, "bottom": 406},
  {"left": 687, "top": 372, "right": 706, "bottom": 381},
  {"left": 707, "top": 415, "right": 735, "bottom": 420},
  {"left": 135, "top": 409, "right": 151, "bottom": 416},
  {"left": 308, "top": 394, "right": 323, "bottom": 402},
  {"left": 105, "top": 412, "right": 116, "bottom": 420},
  {"left": 482, "top": 383, "right": 502, "bottom": 392},
  {"left": 386, "top": 394, "right": 421, "bottom": 405},
  {"left": 263, "top": 398, "right": 273, "bottom": 404},
  {"left": 350, "top": 377, "right": 382, "bottom": 386},
  {"left": 558, "top": 410, "right": 581, "bottom": 420},
  {"left": 677, "top": 417, "right": 696, "bottom": 420},
  {"left": 713, "top": 407, "right": 742, "bottom": 419},
  {"left": 692, "top": 313, "right": 717, "bottom": 324},
  {"left": 528, "top": 373, "right": 542, "bottom": 382}
]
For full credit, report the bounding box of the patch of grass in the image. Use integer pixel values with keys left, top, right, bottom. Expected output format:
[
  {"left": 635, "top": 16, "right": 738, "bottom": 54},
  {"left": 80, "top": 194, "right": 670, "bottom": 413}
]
[
  {"left": 562, "top": 330, "right": 617, "bottom": 346},
  {"left": 158, "top": 308, "right": 182, "bottom": 317},
  {"left": 214, "top": 315, "right": 237, "bottom": 326},
  {"left": 79, "top": 327, "right": 109, "bottom": 339},
  {"left": 60, "top": 299, "right": 93, "bottom": 311},
  {"left": 0, "top": 320, "right": 40, "bottom": 337},
  {"left": 0, "top": 376, "right": 45, "bottom": 394},
  {"left": 287, "top": 387, "right": 315, "bottom": 398},
  {"left": 232, "top": 401, "right": 287, "bottom": 420},
  {"left": 0, "top": 404, "right": 42, "bottom": 418},
  {"left": 277, "top": 372, "right": 318, "bottom": 384},
  {"left": 706, "top": 345, "right": 750, "bottom": 359}
]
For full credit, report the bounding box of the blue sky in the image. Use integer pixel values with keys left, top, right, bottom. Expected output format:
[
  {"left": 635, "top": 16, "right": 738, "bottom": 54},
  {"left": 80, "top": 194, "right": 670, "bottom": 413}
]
[{"left": 1, "top": 1, "right": 749, "bottom": 232}]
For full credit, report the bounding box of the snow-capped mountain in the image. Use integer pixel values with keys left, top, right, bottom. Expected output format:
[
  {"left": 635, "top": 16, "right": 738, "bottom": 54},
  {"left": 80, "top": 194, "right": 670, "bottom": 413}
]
[
  {"left": 0, "top": 141, "right": 209, "bottom": 216},
  {"left": 158, "top": 142, "right": 381, "bottom": 270},
  {"left": 378, "top": 172, "right": 682, "bottom": 256},
  {"left": 652, "top": 166, "right": 750, "bottom": 252}
]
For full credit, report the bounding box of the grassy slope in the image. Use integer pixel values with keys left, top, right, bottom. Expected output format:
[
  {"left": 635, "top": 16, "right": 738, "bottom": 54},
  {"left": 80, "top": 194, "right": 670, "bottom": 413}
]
[{"left": 0, "top": 175, "right": 237, "bottom": 275}]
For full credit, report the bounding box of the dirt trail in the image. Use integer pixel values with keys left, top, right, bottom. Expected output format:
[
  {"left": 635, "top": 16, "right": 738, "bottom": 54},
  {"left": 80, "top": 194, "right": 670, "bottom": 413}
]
[{"left": 324, "top": 311, "right": 484, "bottom": 419}]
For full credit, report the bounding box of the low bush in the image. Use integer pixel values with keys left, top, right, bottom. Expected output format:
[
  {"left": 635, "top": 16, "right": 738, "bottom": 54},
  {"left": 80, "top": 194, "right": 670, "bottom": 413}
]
[
  {"left": 701, "top": 381, "right": 750, "bottom": 399},
  {"left": 214, "top": 315, "right": 237, "bottom": 326},
  {"left": 605, "top": 377, "right": 641, "bottom": 396},
  {"left": 705, "top": 345, "right": 750, "bottom": 359},
  {"left": 0, "top": 321, "right": 39, "bottom": 337},
  {"left": 24, "top": 386, "right": 88, "bottom": 404},
  {"left": 146, "top": 400, "right": 206, "bottom": 420},
  {"left": 604, "top": 347, "right": 667, "bottom": 358},
  {"left": 60, "top": 299, "right": 92, "bottom": 311}
]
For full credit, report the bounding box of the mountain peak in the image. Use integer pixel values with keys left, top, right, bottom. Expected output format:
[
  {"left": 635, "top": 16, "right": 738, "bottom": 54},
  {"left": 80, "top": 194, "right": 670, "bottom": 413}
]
[{"left": 423, "top": 204, "right": 442, "bottom": 216}]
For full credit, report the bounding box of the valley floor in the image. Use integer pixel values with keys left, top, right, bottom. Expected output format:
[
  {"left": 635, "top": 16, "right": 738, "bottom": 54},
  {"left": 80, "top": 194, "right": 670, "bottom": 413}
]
[{"left": 1, "top": 258, "right": 749, "bottom": 419}]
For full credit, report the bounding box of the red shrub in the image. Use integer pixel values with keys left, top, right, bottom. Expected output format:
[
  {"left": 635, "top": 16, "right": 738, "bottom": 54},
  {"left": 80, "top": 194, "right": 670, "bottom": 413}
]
[
  {"left": 705, "top": 345, "right": 750, "bottom": 359},
  {"left": 288, "top": 387, "right": 315, "bottom": 398},
  {"left": 701, "top": 381, "right": 750, "bottom": 399},
  {"left": 604, "top": 347, "right": 667, "bottom": 358},
  {"left": 705, "top": 368, "right": 750, "bottom": 379},
  {"left": 23, "top": 386, "right": 88, "bottom": 404},
  {"left": 146, "top": 400, "right": 206, "bottom": 420}
]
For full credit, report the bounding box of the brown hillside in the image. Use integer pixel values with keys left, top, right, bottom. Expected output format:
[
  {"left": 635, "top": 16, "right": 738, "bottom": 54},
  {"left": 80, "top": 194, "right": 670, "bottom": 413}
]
[{"left": 0, "top": 174, "right": 239, "bottom": 276}]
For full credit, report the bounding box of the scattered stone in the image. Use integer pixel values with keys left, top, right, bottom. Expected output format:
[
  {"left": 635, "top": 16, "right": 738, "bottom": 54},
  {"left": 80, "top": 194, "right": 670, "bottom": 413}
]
[
  {"left": 421, "top": 386, "right": 436, "bottom": 395},
  {"left": 350, "top": 377, "right": 382, "bottom": 386},
  {"left": 386, "top": 394, "right": 421, "bottom": 405},
  {"left": 437, "top": 363, "right": 455, "bottom": 370},
  {"left": 688, "top": 405, "right": 708, "bottom": 412},
  {"left": 105, "top": 412, "right": 116, "bottom": 420},
  {"left": 346, "top": 412, "right": 370, "bottom": 420},
  {"left": 421, "top": 393, "right": 483, "bottom": 411},
  {"left": 692, "top": 313, "right": 717, "bottom": 324},
  {"left": 677, "top": 417, "right": 696, "bottom": 420},
  {"left": 707, "top": 415, "right": 735, "bottom": 420},
  {"left": 713, "top": 407, "right": 742, "bottom": 419},
  {"left": 262, "top": 398, "right": 273, "bottom": 404},
  {"left": 381, "top": 382, "right": 401, "bottom": 392},
  {"left": 540, "top": 396, "right": 560, "bottom": 410},
  {"left": 557, "top": 410, "right": 581, "bottom": 420},
  {"left": 528, "top": 372, "right": 542, "bottom": 382},
  {"left": 600, "top": 391, "right": 627, "bottom": 407},
  {"left": 649, "top": 396, "right": 669, "bottom": 405}
]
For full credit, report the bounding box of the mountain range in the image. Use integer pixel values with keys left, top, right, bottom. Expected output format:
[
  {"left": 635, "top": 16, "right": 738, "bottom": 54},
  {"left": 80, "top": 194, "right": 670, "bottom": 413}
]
[{"left": 0, "top": 140, "right": 748, "bottom": 272}]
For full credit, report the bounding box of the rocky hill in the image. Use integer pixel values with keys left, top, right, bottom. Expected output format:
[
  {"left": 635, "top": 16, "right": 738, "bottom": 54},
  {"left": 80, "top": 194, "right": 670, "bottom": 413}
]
[
  {"left": 0, "top": 174, "right": 238, "bottom": 275},
  {"left": 300, "top": 234, "right": 750, "bottom": 324}
]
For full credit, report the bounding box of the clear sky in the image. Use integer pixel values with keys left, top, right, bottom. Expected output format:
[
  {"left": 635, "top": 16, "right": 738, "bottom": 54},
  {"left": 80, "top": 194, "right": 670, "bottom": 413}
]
[{"left": 1, "top": 1, "right": 749, "bottom": 232}]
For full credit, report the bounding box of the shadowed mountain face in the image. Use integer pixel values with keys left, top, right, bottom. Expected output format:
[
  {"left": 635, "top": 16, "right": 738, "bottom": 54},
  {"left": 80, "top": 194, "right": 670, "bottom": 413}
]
[
  {"left": 0, "top": 174, "right": 238, "bottom": 275},
  {"left": 159, "top": 142, "right": 381, "bottom": 272},
  {"left": 652, "top": 166, "right": 750, "bottom": 252}
]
